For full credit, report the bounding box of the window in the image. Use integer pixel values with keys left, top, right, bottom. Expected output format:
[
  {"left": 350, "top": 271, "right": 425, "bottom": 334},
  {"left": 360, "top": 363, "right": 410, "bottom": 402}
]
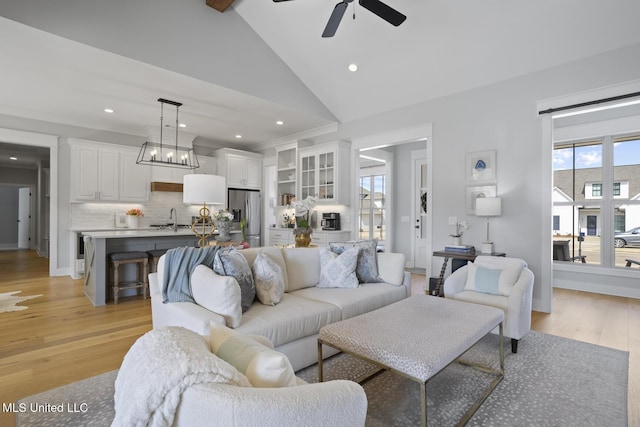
[
  {"left": 359, "top": 174, "right": 386, "bottom": 242},
  {"left": 553, "top": 135, "right": 640, "bottom": 267}
]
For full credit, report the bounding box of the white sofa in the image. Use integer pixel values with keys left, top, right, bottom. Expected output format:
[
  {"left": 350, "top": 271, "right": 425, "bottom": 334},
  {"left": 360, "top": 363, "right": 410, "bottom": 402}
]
[
  {"left": 443, "top": 255, "right": 535, "bottom": 353},
  {"left": 150, "top": 246, "right": 411, "bottom": 371}
]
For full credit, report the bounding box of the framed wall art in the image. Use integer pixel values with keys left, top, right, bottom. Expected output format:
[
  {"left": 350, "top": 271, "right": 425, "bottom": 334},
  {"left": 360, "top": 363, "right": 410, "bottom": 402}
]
[
  {"left": 466, "top": 150, "right": 496, "bottom": 182},
  {"left": 114, "top": 212, "right": 128, "bottom": 228},
  {"left": 466, "top": 185, "right": 497, "bottom": 214}
]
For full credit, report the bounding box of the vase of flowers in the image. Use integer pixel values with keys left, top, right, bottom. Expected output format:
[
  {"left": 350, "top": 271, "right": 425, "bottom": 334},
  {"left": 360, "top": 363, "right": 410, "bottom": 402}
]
[
  {"left": 291, "top": 196, "right": 317, "bottom": 247},
  {"left": 125, "top": 208, "right": 144, "bottom": 229},
  {"left": 450, "top": 220, "right": 468, "bottom": 245},
  {"left": 213, "top": 210, "right": 234, "bottom": 242}
]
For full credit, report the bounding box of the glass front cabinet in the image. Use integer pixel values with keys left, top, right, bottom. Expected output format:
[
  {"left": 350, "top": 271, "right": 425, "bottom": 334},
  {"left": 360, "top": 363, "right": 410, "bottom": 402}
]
[{"left": 299, "top": 141, "right": 350, "bottom": 204}]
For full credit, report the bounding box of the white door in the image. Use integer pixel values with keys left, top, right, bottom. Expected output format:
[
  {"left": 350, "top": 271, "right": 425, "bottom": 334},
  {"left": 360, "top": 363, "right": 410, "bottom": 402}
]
[
  {"left": 18, "top": 187, "right": 31, "bottom": 249},
  {"left": 412, "top": 154, "right": 428, "bottom": 268}
]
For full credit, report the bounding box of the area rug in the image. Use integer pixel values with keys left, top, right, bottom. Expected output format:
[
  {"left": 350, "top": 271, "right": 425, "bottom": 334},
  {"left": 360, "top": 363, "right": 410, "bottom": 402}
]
[
  {"left": 0, "top": 291, "right": 42, "bottom": 313},
  {"left": 16, "top": 331, "right": 628, "bottom": 427}
]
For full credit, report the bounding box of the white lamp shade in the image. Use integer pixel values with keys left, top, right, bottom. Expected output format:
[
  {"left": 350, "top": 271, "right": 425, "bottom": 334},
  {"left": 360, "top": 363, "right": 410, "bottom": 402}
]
[
  {"left": 475, "top": 197, "right": 502, "bottom": 217},
  {"left": 183, "top": 174, "right": 226, "bottom": 204}
]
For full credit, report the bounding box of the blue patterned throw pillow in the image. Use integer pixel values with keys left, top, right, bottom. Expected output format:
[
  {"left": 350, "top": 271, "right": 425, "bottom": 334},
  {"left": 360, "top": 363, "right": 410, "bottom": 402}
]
[
  {"left": 213, "top": 247, "right": 256, "bottom": 312},
  {"left": 317, "top": 246, "right": 359, "bottom": 288},
  {"left": 329, "top": 239, "right": 381, "bottom": 283}
]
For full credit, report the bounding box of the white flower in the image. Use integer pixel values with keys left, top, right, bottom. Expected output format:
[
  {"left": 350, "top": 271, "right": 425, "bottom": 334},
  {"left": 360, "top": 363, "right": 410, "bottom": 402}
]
[
  {"left": 213, "top": 210, "right": 234, "bottom": 222},
  {"left": 450, "top": 220, "right": 468, "bottom": 237}
]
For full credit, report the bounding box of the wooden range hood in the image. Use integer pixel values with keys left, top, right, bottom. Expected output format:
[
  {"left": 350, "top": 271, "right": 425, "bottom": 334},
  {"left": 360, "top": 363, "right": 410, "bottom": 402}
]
[{"left": 150, "top": 182, "right": 183, "bottom": 192}]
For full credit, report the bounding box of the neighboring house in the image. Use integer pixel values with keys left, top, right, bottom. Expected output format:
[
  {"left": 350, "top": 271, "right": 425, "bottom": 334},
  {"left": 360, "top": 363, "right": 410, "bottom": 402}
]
[{"left": 553, "top": 165, "right": 640, "bottom": 235}]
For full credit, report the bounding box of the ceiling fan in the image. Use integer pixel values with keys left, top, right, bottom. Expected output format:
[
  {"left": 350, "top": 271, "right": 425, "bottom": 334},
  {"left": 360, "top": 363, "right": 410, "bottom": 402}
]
[{"left": 273, "top": 0, "right": 406, "bottom": 38}]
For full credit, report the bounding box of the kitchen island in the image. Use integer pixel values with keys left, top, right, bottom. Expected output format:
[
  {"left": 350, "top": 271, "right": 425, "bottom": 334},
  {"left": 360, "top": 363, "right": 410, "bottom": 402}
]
[{"left": 82, "top": 229, "right": 202, "bottom": 306}]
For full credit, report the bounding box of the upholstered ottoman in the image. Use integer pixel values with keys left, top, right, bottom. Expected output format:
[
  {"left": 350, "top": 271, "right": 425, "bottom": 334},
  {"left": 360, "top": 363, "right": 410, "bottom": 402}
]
[{"left": 318, "top": 295, "right": 505, "bottom": 427}]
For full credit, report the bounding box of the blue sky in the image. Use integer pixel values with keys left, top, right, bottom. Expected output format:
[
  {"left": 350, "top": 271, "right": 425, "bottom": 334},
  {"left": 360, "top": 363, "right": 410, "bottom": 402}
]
[{"left": 554, "top": 138, "right": 640, "bottom": 170}]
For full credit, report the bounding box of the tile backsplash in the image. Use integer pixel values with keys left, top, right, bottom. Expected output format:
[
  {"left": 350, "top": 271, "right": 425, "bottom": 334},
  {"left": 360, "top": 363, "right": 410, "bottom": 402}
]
[{"left": 70, "top": 192, "right": 203, "bottom": 229}]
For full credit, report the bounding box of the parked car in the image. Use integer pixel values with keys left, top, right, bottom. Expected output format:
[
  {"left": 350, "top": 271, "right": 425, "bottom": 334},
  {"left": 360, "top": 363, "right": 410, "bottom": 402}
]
[{"left": 614, "top": 227, "right": 640, "bottom": 248}]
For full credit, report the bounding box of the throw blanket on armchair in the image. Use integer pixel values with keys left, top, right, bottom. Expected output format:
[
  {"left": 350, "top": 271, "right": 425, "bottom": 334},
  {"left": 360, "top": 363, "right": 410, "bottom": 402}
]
[
  {"left": 162, "top": 246, "right": 221, "bottom": 303},
  {"left": 112, "top": 327, "right": 251, "bottom": 427}
]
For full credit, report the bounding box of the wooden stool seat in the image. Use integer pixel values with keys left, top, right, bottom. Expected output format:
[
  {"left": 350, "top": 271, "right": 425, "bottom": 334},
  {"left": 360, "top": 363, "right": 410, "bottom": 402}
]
[
  {"left": 109, "top": 251, "right": 149, "bottom": 304},
  {"left": 147, "top": 249, "right": 168, "bottom": 273}
]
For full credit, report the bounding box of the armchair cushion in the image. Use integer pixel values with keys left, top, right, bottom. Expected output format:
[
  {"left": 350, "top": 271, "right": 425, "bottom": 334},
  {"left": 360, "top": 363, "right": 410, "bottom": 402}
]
[
  {"left": 210, "top": 322, "right": 297, "bottom": 388},
  {"left": 464, "top": 263, "right": 522, "bottom": 296}
]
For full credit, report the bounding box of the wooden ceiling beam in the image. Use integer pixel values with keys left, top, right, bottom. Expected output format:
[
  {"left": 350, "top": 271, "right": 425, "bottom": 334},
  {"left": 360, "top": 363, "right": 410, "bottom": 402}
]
[{"left": 206, "top": 0, "right": 235, "bottom": 13}]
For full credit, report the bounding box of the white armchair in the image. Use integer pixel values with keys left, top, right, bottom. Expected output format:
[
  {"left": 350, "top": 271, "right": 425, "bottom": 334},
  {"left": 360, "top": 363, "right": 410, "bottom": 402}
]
[{"left": 443, "top": 256, "right": 534, "bottom": 353}]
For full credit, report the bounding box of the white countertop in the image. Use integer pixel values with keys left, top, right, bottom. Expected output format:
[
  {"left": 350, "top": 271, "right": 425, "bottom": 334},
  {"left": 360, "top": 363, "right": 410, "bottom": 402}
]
[{"left": 81, "top": 229, "right": 198, "bottom": 239}]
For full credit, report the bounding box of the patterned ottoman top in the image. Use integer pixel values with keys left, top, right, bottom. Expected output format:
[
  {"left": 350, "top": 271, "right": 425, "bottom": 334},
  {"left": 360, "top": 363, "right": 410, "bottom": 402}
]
[{"left": 319, "top": 295, "right": 504, "bottom": 382}]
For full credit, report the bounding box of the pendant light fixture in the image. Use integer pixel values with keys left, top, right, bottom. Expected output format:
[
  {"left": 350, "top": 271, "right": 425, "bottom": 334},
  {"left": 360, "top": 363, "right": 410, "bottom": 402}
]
[{"left": 137, "top": 98, "right": 199, "bottom": 169}]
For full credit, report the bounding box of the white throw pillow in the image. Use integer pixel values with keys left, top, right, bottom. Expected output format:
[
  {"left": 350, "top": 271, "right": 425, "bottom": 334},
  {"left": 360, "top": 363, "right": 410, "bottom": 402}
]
[
  {"left": 464, "top": 262, "right": 521, "bottom": 296},
  {"left": 209, "top": 321, "right": 297, "bottom": 388},
  {"left": 317, "top": 246, "right": 359, "bottom": 288},
  {"left": 252, "top": 251, "right": 285, "bottom": 306},
  {"left": 329, "top": 239, "right": 381, "bottom": 283},
  {"left": 191, "top": 265, "right": 243, "bottom": 328}
]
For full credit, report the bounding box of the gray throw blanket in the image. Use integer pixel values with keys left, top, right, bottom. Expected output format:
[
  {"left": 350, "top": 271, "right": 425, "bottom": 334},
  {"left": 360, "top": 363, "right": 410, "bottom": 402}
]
[{"left": 162, "top": 246, "right": 222, "bottom": 303}]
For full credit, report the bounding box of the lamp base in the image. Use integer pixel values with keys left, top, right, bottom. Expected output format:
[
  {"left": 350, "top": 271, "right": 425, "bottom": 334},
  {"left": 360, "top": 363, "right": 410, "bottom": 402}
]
[{"left": 481, "top": 242, "right": 494, "bottom": 254}]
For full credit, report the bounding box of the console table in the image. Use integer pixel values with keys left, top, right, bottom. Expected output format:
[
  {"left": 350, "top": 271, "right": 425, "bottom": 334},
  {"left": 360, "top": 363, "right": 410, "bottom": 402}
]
[{"left": 431, "top": 250, "right": 505, "bottom": 297}]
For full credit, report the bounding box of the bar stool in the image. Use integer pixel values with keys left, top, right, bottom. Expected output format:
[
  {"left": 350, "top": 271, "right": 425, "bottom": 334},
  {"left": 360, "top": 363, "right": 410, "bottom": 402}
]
[
  {"left": 147, "top": 249, "right": 167, "bottom": 273},
  {"left": 109, "top": 251, "right": 149, "bottom": 304}
]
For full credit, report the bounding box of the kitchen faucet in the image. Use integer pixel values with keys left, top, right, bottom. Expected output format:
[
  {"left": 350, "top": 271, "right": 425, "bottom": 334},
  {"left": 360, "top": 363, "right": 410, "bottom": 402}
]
[{"left": 170, "top": 208, "right": 177, "bottom": 232}]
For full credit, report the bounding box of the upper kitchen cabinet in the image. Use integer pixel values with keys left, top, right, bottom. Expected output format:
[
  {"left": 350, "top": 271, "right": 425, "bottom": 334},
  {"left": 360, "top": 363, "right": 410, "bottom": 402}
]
[
  {"left": 70, "top": 139, "right": 119, "bottom": 202},
  {"left": 69, "top": 139, "right": 150, "bottom": 203},
  {"left": 275, "top": 141, "right": 311, "bottom": 207},
  {"left": 215, "top": 148, "right": 262, "bottom": 189},
  {"left": 299, "top": 141, "right": 350, "bottom": 205},
  {"left": 119, "top": 148, "right": 151, "bottom": 202}
]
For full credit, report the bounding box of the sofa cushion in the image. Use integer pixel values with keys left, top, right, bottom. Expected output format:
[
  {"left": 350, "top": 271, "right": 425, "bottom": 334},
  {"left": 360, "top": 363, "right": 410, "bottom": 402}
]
[
  {"left": 235, "top": 293, "right": 341, "bottom": 348},
  {"left": 213, "top": 247, "right": 256, "bottom": 312},
  {"left": 239, "top": 247, "right": 290, "bottom": 292},
  {"left": 281, "top": 247, "right": 320, "bottom": 291},
  {"left": 191, "top": 265, "right": 242, "bottom": 328},
  {"left": 291, "top": 283, "right": 407, "bottom": 320},
  {"left": 464, "top": 262, "right": 521, "bottom": 296},
  {"left": 317, "top": 246, "right": 359, "bottom": 288},
  {"left": 210, "top": 322, "right": 297, "bottom": 388},
  {"left": 329, "top": 239, "right": 381, "bottom": 283},
  {"left": 252, "top": 251, "right": 285, "bottom": 306}
]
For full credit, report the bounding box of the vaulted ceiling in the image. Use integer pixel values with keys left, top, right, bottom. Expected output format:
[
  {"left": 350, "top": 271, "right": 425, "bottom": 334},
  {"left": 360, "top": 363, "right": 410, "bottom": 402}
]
[{"left": 0, "top": 0, "right": 639, "bottom": 153}]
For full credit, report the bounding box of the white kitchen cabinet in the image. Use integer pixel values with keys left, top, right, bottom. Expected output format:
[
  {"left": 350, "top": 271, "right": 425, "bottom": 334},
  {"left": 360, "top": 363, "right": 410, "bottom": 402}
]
[
  {"left": 275, "top": 141, "right": 311, "bottom": 207},
  {"left": 119, "top": 148, "right": 150, "bottom": 202},
  {"left": 216, "top": 148, "right": 262, "bottom": 189},
  {"left": 299, "top": 141, "right": 350, "bottom": 204},
  {"left": 310, "top": 231, "right": 351, "bottom": 246},
  {"left": 268, "top": 228, "right": 294, "bottom": 246},
  {"left": 70, "top": 140, "right": 119, "bottom": 201},
  {"left": 150, "top": 162, "right": 190, "bottom": 184}
]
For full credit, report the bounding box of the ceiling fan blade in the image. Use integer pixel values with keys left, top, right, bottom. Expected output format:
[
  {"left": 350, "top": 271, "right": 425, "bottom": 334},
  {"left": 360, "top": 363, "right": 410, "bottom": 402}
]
[
  {"left": 359, "top": 0, "right": 406, "bottom": 26},
  {"left": 322, "top": 2, "right": 349, "bottom": 38}
]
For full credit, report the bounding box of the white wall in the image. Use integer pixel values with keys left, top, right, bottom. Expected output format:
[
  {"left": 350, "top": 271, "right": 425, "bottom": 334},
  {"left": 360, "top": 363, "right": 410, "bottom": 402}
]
[{"left": 333, "top": 42, "right": 640, "bottom": 311}]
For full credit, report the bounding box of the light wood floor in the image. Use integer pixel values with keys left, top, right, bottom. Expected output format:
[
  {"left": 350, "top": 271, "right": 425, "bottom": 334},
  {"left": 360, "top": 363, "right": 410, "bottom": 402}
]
[{"left": 1, "top": 250, "right": 638, "bottom": 427}]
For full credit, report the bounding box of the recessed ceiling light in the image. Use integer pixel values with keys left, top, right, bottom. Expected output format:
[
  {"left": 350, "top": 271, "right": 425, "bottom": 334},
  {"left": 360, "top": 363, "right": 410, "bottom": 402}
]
[
  {"left": 348, "top": 63, "right": 358, "bottom": 72},
  {"left": 104, "top": 108, "right": 114, "bottom": 113},
  {"left": 179, "top": 123, "right": 187, "bottom": 128},
  {"left": 9, "top": 156, "right": 17, "bottom": 161},
  {"left": 235, "top": 135, "right": 242, "bottom": 139},
  {"left": 276, "top": 120, "right": 284, "bottom": 126}
]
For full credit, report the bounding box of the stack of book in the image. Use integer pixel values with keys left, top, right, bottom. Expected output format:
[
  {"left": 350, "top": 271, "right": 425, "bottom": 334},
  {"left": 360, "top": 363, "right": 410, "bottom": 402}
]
[{"left": 444, "top": 244, "right": 476, "bottom": 255}]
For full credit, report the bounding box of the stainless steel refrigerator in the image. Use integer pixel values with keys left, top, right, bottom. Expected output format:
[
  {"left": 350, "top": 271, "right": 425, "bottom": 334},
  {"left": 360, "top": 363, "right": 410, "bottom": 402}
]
[{"left": 227, "top": 188, "right": 261, "bottom": 247}]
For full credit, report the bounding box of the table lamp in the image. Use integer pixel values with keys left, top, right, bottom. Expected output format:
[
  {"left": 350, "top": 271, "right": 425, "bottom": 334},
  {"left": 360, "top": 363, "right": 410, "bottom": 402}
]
[
  {"left": 183, "top": 174, "right": 226, "bottom": 247},
  {"left": 475, "top": 197, "right": 502, "bottom": 254}
]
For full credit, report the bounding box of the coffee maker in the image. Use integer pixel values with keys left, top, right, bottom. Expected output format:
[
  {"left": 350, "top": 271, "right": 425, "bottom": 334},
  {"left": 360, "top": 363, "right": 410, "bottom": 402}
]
[{"left": 321, "top": 213, "right": 341, "bottom": 231}]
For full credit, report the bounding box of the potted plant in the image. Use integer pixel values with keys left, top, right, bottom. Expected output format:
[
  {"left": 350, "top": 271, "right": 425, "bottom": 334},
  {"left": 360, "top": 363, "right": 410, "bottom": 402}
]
[
  {"left": 125, "top": 208, "right": 144, "bottom": 229},
  {"left": 291, "top": 196, "right": 317, "bottom": 247},
  {"left": 213, "top": 210, "right": 234, "bottom": 242}
]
